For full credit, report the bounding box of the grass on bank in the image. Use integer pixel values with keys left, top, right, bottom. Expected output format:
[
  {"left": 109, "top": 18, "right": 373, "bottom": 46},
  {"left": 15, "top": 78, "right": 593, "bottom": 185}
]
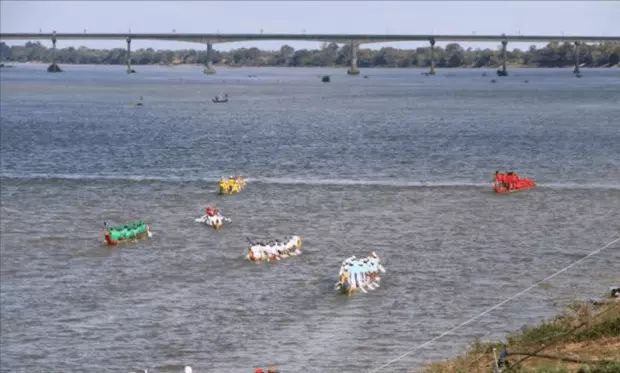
[{"left": 423, "top": 298, "right": 620, "bottom": 373}]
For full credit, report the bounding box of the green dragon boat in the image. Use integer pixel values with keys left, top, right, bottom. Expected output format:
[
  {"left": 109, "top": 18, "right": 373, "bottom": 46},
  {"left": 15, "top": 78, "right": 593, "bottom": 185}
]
[{"left": 104, "top": 220, "right": 151, "bottom": 245}]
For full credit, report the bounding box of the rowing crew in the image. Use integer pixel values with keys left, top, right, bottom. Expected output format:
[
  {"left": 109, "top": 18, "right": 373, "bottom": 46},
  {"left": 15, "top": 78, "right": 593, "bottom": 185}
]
[
  {"left": 218, "top": 176, "right": 246, "bottom": 195},
  {"left": 194, "top": 207, "right": 231, "bottom": 229},
  {"left": 493, "top": 170, "right": 536, "bottom": 193},
  {"left": 247, "top": 235, "right": 302, "bottom": 262},
  {"left": 335, "top": 252, "right": 386, "bottom": 296}
]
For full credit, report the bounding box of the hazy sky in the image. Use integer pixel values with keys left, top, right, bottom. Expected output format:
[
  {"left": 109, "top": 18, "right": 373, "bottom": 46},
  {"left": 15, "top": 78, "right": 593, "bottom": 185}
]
[{"left": 1, "top": 1, "right": 619, "bottom": 51}]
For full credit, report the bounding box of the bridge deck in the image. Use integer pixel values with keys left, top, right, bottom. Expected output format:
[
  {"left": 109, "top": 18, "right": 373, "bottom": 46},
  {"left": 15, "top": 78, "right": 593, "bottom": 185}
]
[{"left": 1, "top": 33, "right": 619, "bottom": 45}]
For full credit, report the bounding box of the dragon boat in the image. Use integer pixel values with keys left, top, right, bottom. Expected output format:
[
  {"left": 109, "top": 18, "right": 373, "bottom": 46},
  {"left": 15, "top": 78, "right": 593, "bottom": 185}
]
[
  {"left": 218, "top": 176, "right": 246, "bottom": 195},
  {"left": 493, "top": 171, "right": 536, "bottom": 194},
  {"left": 104, "top": 220, "right": 151, "bottom": 246},
  {"left": 335, "top": 252, "right": 386, "bottom": 296},
  {"left": 246, "top": 236, "right": 302, "bottom": 262},
  {"left": 194, "top": 207, "right": 230, "bottom": 229}
]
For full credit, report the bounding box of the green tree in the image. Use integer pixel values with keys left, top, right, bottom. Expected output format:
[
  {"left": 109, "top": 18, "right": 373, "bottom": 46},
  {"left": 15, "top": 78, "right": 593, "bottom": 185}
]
[
  {"left": 278, "top": 45, "right": 295, "bottom": 65},
  {"left": 445, "top": 43, "right": 465, "bottom": 67}
]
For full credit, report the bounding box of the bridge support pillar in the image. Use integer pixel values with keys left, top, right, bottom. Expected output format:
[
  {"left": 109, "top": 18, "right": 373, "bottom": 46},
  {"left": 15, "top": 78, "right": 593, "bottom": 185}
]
[
  {"left": 497, "top": 39, "right": 508, "bottom": 76},
  {"left": 47, "top": 31, "right": 62, "bottom": 72},
  {"left": 126, "top": 37, "right": 135, "bottom": 73},
  {"left": 204, "top": 41, "right": 216, "bottom": 74},
  {"left": 573, "top": 41, "right": 581, "bottom": 75},
  {"left": 347, "top": 41, "right": 360, "bottom": 75},
  {"left": 428, "top": 38, "right": 436, "bottom": 75}
]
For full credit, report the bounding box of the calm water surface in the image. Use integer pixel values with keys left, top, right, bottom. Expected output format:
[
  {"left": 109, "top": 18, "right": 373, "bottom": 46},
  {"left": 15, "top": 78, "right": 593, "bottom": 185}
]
[{"left": 1, "top": 64, "right": 619, "bottom": 372}]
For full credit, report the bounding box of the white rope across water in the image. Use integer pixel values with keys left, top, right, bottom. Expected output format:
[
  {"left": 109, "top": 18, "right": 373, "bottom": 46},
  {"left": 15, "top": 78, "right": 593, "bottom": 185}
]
[{"left": 369, "top": 236, "right": 620, "bottom": 372}]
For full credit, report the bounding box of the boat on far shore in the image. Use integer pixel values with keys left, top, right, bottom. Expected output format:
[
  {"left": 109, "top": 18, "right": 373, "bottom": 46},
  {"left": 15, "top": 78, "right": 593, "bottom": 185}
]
[{"left": 212, "top": 93, "right": 228, "bottom": 103}]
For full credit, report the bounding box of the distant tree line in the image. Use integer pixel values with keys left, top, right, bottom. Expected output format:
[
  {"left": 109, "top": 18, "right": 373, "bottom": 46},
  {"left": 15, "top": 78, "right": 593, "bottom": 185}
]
[{"left": 1, "top": 41, "right": 619, "bottom": 68}]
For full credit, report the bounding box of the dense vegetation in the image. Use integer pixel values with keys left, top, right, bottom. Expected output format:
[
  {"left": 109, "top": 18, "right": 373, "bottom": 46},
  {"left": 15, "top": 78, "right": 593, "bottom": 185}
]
[{"left": 1, "top": 41, "right": 619, "bottom": 68}]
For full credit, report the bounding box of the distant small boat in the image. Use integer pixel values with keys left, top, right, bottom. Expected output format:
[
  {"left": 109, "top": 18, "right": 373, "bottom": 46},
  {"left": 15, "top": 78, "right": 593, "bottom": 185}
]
[
  {"left": 213, "top": 93, "right": 229, "bottom": 103},
  {"left": 496, "top": 69, "right": 508, "bottom": 77},
  {"left": 47, "top": 63, "right": 62, "bottom": 73},
  {"left": 321, "top": 75, "right": 330, "bottom": 82}
]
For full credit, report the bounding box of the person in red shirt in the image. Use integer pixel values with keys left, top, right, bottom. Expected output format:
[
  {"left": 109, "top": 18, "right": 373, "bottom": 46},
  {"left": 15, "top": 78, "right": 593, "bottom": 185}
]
[{"left": 206, "top": 207, "right": 219, "bottom": 216}]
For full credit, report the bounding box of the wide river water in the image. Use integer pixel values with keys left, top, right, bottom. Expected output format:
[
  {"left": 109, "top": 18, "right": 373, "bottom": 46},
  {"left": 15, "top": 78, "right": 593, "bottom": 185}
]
[{"left": 1, "top": 64, "right": 619, "bottom": 372}]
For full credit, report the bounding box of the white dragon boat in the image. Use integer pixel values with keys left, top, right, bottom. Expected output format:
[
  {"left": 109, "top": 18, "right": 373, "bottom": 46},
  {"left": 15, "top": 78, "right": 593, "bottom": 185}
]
[
  {"left": 335, "top": 252, "right": 386, "bottom": 296},
  {"left": 246, "top": 235, "right": 302, "bottom": 262},
  {"left": 194, "top": 207, "right": 230, "bottom": 230}
]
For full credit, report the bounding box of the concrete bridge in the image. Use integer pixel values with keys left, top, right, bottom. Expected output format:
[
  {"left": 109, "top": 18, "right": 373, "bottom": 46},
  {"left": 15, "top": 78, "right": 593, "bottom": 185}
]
[{"left": 2, "top": 32, "right": 619, "bottom": 75}]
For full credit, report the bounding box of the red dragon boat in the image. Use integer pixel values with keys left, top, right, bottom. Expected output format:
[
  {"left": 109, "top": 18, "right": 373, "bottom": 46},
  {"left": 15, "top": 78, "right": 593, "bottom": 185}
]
[{"left": 493, "top": 171, "right": 536, "bottom": 193}]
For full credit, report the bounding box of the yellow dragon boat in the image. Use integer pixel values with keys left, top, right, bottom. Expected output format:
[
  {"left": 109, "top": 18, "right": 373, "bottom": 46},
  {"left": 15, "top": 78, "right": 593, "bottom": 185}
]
[{"left": 218, "top": 176, "right": 246, "bottom": 195}]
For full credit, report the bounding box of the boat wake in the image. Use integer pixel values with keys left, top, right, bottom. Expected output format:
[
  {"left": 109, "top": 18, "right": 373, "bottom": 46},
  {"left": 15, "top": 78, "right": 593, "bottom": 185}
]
[{"left": 1, "top": 172, "right": 618, "bottom": 191}]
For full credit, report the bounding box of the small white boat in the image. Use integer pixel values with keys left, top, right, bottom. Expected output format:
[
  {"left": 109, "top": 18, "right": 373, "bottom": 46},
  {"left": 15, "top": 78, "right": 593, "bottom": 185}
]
[{"left": 194, "top": 207, "right": 230, "bottom": 230}]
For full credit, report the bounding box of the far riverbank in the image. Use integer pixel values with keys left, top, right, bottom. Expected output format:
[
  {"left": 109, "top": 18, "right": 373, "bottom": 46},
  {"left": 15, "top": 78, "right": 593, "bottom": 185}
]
[{"left": 2, "top": 40, "right": 619, "bottom": 69}]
